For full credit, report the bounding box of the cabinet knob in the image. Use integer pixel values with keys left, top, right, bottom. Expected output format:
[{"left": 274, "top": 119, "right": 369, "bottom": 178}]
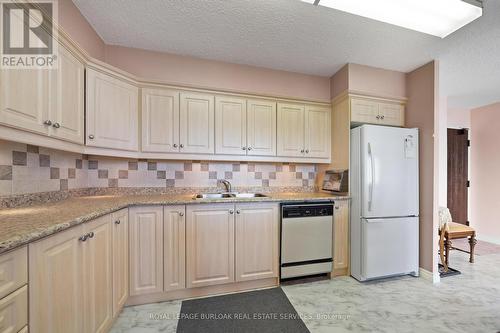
[
  {"left": 305, "top": 149, "right": 309, "bottom": 154},
  {"left": 247, "top": 147, "right": 252, "bottom": 151},
  {"left": 52, "top": 122, "right": 61, "bottom": 128},
  {"left": 335, "top": 206, "right": 340, "bottom": 210},
  {"left": 88, "top": 231, "right": 94, "bottom": 239},
  {"left": 88, "top": 134, "right": 95, "bottom": 140},
  {"left": 173, "top": 144, "right": 178, "bottom": 148},
  {"left": 43, "top": 120, "right": 52, "bottom": 126},
  {"left": 300, "top": 149, "right": 305, "bottom": 153},
  {"left": 115, "top": 220, "right": 121, "bottom": 225},
  {"left": 229, "top": 210, "right": 234, "bottom": 215},
  {"left": 376, "top": 115, "right": 381, "bottom": 120},
  {"left": 179, "top": 144, "right": 184, "bottom": 148},
  {"left": 179, "top": 212, "right": 184, "bottom": 217},
  {"left": 79, "top": 234, "right": 88, "bottom": 242},
  {"left": 236, "top": 210, "right": 241, "bottom": 214},
  {"left": 242, "top": 147, "right": 247, "bottom": 150},
  {"left": 381, "top": 115, "right": 385, "bottom": 119}
]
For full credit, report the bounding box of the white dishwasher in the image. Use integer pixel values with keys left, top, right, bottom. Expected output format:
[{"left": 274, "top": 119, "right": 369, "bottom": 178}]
[{"left": 280, "top": 202, "right": 334, "bottom": 279}]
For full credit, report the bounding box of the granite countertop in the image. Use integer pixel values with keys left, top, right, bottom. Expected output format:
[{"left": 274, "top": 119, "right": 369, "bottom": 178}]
[{"left": 0, "top": 192, "right": 349, "bottom": 254}]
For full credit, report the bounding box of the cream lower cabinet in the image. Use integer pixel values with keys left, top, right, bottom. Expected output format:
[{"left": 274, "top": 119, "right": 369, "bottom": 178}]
[
  {"left": 186, "top": 204, "right": 235, "bottom": 288},
  {"left": 86, "top": 68, "right": 139, "bottom": 151},
  {"left": 235, "top": 203, "right": 279, "bottom": 281},
  {"left": 129, "top": 206, "right": 164, "bottom": 296},
  {"left": 29, "top": 213, "right": 124, "bottom": 333},
  {"left": 112, "top": 209, "right": 129, "bottom": 317},
  {"left": 83, "top": 215, "right": 114, "bottom": 333},
  {"left": 164, "top": 206, "right": 186, "bottom": 292},
  {"left": 333, "top": 200, "right": 350, "bottom": 276},
  {"left": 29, "top": 225, "right": 85, "bottom": 333}
]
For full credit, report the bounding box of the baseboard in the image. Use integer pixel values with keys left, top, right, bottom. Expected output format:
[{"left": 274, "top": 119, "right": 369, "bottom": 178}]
[
  {"left": 476, "top": 235, "right": 500, "bottom": 245},
  {"left": 126, "top": 278, "right": 279, "bottom": 306},
  {"left": 419, "top": 267, "right": 440, "bottom": 283}
]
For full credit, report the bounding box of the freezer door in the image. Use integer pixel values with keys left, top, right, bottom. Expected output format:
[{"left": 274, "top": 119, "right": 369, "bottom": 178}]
[
  {"left": 361, "top": 126, "right": 419, "bottom": 218},
  {"left": 361, "top": 217, "right": 419, "bottom": 280}
]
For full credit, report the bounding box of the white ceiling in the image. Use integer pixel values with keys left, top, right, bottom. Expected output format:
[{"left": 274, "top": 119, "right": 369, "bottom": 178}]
[{"left": 72, "top": 0, "right": 500, "bottom": 110}]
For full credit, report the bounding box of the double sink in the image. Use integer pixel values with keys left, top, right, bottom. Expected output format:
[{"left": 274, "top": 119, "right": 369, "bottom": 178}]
[{"left": 193, "top": 192, "right": 268, "bottom": 200}]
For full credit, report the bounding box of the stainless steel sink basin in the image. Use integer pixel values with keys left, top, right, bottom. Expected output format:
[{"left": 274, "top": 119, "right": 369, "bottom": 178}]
[
  {"left": 232, "top": 193, "right": 267, "bottom": 198},
  {"left": 193, "top": 192, "right": 268, "bottom": 199},
  {"left": 193, "top": 193, "right": 234, "bottom": 199}
]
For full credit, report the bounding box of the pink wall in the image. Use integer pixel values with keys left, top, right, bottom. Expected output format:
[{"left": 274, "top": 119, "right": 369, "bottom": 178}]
[
  {"left": 105, "top": 46, "right": 331, "bottom": 102},
  {"left": 329, "top": 63, "right": 407, "bottom": 100},
  {"left": 405, "top": 61, "right": 437, "bottom": 273},
  {"left": 58, "top": 0, "right": 105, "bottom": 60},
  {"left": 349, "top": 63, "right": 407, "bottom": 100},
  {"left": 471, "top": 103, "right": 500, "bottom": 244},
  {"left": 448, "top": 108, "right": 471, "bottom": 129}
]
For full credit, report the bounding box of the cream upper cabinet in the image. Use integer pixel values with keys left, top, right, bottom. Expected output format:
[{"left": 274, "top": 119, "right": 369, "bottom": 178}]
[
  {"left": 111, "top": 209, "right": 129, "bottom": 317},
  {"left": 142, "top": 88, "right": 180, "bottom": 153},
  {"left": 186, "top": 204, "right": 235, "bottom": 288},
  {"left": 179, "top": 92, "right": 215, "bottom": 154},
  {"left": 247, "top": 99, "right": 277, "bottom": 156},
  {"left": 86, "top": 68, "right": 139, "bottom": 151},
  {"left": 215, "top": 96, "right": 247, "bottom": 155},
  {"left": 235, "top": 203, "right": 279, "bottom": 282},
  {"left": 50, "top": 45, "right": 84, "bottom": 144},
  {"left": 351, "top": 97, "right": 405, "bottom": 127},
  {"left": 350, "top": 98, "right": 379, "bottom": 124},
  {"left": 0, "top": 67, "right": 50, "bottom": 135},
  {"left": 29, "top": 224, "right": 85, "bottom": 333},
  {"left": 333, "top": 200, "right": 350, "bottom": 276},
  {"left": 129, "top": 206, "right": 164, "bottom": 296},
  {"left": 163, "top": 206, "right": 186, "bottom": 292},
  {"left": 379, "top": 102, "right": 405, "bottom": 126},
  {"left": 305, "top": 105, "right": 331, "bottom": 158},
  {"left": 277, "top": 103, "right": 305, "bottom": 157},
  {"left": 83, "top": 215, "right": 113, "bottom": 333}
]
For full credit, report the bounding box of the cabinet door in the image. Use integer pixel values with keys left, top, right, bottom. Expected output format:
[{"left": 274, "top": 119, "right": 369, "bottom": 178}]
[
  {"left": 277, "top": 103, "right": 305, "bottom": 157},
  {"left": 86, "top": 69, "right": 138, "bottom": 151},
  {"left": 305, "top": 105, "right": 331, "bottom": 158},
  {"left": 29, "top": 225, "right": 85, "bottom": 333},
  {"left": 235, "top": 203, "right": 279, "bottom": 282},
  {"left": 0, "top": 246, "right": 27, "bottom": 300},
  {"left": 247, "top": 99, "right": 276, "bottom": 156},
  {"left": 142, "top": 88, "right": 180, "bottom": 153},
  {"left": 379, "top": 102, "right": 405, "bottom": 127},
  {"left": 350, "top": 98, "right": 379, "bottom": 124},
  {"left": 179, "top": 92, "right": 214, "bottom": 154},
  {"left": 333, "top": 200, "right": 350, "bottom": 276},
  {"left": 164, "top": 206, "right": 186, "bottom": 292},
  {"left": 83, "top": 215, "right": 113, "bottom": 333},
  {"left": 215, "top": 96, "right": 247, "bottom": 155},
  {"left": 186, "top": 204, "right": 235, "bottom": 288},
  {"left": 129, "top": 206, "right": 164, "bottom": 296},
  {"left": 50, "top": 45, "right": 84, "bottom": 144},
  {"left": 0, "top": 68, "right": 50, "bottom": 135},
  {"left": 111, "top": 209, "right": 129, "bottom": 317},
  {"left": 0, "top": 285, "right": 27, "bottom": 333}
]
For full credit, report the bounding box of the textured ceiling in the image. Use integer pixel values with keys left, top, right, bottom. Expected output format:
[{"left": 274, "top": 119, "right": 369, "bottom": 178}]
[{"left": 72, "top": 0, "right": 500, "bottom": 109}]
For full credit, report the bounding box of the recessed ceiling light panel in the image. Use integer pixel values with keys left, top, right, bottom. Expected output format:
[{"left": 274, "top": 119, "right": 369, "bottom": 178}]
[{"left": 301, "top": 0, "right": 483, "bottom": 38}]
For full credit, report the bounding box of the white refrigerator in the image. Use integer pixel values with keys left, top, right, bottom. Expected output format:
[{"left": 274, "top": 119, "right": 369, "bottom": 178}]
[{"left": 350, "top": 125, "right": 419, "bottom": 281}]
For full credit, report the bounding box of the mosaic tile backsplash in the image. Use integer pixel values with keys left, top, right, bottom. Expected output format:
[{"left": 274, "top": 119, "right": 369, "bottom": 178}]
[{"left": 0, "top": 140, "right": 317, "bottom": 197}]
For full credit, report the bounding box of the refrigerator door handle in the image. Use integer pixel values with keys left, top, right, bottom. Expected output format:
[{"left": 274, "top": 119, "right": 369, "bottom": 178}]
[{"left": 368, "top": 142, "right": 375, "bottom": 211}]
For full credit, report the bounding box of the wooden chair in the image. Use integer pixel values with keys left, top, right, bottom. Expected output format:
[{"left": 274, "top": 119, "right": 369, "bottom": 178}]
[{"left": 443, "top": 222, "right": 477, "bottom": 266}]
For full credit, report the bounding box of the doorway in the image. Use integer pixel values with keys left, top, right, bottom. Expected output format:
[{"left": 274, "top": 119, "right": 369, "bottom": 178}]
[{"left": 447, "top": 128, "right": 469, "bottom": 225}]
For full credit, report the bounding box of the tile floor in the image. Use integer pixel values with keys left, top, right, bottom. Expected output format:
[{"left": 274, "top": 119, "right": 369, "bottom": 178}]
[{"left": 110, "top": 250, "right": 500, "bottom": 333}]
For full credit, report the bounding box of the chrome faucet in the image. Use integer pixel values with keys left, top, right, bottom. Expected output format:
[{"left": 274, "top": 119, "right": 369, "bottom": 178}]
[{"left": 219, "top": 179, "right": 232, "bottom": 193}]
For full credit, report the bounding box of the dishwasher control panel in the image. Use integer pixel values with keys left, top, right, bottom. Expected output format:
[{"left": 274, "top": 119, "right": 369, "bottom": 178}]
[{"left": 282, "top": 204, "right": 333, "bottom": 218}]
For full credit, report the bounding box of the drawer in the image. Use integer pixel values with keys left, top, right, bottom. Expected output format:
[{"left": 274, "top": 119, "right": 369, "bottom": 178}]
[
  {"left": 0, "top": 285, "right": 28, "bottom": 333},
  {"left": 0, "top": 247, "right": 27, "bottom": 299}
]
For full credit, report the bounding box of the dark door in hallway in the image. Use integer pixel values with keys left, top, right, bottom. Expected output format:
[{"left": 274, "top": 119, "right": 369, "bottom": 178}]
[{"left": 447, "top": 128, "right": 469, "bottom": 225}]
